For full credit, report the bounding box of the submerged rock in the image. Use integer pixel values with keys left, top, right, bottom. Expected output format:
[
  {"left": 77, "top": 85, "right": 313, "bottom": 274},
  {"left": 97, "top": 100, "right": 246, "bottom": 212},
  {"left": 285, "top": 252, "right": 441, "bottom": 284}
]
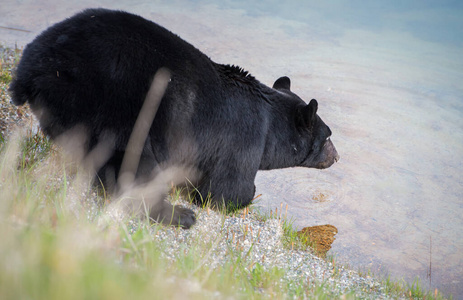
[{"left": 297, "top": 224, "right": 338, "bottom": 257}]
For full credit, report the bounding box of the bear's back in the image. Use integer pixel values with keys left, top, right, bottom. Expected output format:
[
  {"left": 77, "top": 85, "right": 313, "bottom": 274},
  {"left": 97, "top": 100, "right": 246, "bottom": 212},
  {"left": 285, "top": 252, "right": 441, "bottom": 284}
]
[{"left": 10, "top": 8, "right": 219, "bottom": 141}]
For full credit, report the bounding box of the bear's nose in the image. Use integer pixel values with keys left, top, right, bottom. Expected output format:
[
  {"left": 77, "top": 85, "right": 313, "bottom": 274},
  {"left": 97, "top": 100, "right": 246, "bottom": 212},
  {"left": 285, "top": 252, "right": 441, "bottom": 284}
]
[{"left": 335, "top": 154, "right": 340, "bottom": 162}]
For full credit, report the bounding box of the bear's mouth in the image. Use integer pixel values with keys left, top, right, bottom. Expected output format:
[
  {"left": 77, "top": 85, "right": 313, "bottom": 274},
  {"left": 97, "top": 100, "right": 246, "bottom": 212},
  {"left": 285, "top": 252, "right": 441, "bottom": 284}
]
[
  {"left": 315, "top": 155, "right": 339, "bottom": 169},
  {"left": 315, "top": 138, "right": 339, "bottom": 169}
]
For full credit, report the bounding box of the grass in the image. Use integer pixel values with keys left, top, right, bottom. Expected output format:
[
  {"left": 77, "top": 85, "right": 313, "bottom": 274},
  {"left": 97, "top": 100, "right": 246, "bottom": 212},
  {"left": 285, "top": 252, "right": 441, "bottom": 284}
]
[
  {"left": 0, "top": 132, "right": 336, "bottom": 299},
  {"left": 0, "top": 46, "right": 452, "bottom": 299},
  {"left": 0, "top": 45, "right": 20, "bottom": 84}
]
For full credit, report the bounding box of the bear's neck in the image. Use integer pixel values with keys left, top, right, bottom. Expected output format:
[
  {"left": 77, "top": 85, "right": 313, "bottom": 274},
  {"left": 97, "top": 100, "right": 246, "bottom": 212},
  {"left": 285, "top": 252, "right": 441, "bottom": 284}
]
[
  {"left": 214, "top": 63, "right": 298, "bottom": 171},
  {"left": 259, "top": 94, "right": 301, "bottom": 170}
]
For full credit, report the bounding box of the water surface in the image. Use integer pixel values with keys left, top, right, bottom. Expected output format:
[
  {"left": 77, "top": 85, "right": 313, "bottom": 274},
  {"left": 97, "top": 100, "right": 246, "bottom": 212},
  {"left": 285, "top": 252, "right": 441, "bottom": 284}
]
[{"left": 1, "top": 0, "right": 462, "bottom": 297}]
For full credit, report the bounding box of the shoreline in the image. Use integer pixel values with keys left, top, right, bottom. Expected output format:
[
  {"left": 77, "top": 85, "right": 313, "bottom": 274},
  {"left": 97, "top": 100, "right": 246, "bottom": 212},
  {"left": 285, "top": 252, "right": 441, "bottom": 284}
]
[{"left": 139, "top": 200, "right": 390, "bottom": 298}]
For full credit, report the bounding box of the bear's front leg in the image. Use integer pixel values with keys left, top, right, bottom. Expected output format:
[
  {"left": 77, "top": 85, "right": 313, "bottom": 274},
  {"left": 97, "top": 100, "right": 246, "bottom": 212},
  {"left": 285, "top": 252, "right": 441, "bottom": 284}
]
[{"left": 195, "top": 174, "right": 256, "bottom": 212}]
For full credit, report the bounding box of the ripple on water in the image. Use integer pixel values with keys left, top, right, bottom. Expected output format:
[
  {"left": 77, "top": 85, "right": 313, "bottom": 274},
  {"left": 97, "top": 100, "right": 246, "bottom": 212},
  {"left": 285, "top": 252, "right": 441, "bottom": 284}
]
[{"left": 256, "top": 167, "right": 346, "bottom": 212}]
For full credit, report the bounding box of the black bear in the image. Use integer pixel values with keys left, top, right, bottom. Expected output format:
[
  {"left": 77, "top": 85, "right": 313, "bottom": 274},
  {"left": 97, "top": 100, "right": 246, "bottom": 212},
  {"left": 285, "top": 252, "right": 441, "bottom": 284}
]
[{"left": 9, "top": 8, "right": 339, "bottom": 229}]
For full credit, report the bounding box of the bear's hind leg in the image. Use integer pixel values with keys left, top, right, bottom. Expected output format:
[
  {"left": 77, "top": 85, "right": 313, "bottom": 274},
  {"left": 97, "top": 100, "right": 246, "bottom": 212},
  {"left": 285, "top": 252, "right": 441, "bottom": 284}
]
[{"left": 148, "top": 196, "right": 196, "bottom": 229}]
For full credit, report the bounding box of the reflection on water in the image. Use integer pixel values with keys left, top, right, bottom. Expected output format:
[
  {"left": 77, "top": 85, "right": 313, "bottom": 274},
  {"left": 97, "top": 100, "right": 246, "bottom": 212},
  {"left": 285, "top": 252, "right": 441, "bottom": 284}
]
[{"left": 1, "top": 0, "right": 462, "bottom": 298}]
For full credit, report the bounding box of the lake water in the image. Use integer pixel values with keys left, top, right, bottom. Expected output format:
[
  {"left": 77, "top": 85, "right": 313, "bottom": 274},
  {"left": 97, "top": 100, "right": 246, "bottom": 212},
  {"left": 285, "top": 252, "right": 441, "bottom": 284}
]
[{"left": 1, "top": 0, "right": 462, "bottom": 297}]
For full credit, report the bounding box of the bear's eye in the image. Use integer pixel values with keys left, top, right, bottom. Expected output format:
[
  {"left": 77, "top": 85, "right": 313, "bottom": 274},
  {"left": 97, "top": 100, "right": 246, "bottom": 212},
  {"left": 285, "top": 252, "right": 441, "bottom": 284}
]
[{"left": 326, "top": 137, "right": 330, "bottom": 141}]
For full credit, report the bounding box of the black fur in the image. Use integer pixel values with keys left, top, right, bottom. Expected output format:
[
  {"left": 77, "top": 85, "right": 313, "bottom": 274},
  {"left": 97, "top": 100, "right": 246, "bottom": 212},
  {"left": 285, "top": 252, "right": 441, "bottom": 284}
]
[{"left": 9, "top": 8, "right": 339, "bottom": 228}]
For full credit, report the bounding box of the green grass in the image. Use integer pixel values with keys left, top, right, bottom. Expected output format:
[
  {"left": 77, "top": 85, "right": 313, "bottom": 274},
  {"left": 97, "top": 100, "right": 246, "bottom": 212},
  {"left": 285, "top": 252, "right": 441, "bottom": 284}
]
[
  {"left": 0, "top": 134, "right": 326, "bottom": 299},
  {"left": 0, "top": 46, "right": 451, "bottom": 299},
  {"left": 0, "top": 45, "right": 20, "bottom": 84}
]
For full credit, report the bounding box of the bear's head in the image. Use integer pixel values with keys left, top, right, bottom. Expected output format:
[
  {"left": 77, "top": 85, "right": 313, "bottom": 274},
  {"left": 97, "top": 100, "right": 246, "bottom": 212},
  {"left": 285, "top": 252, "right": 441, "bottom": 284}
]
[{"left": 273, "top": 76, "right": 339, "bottom": 170}]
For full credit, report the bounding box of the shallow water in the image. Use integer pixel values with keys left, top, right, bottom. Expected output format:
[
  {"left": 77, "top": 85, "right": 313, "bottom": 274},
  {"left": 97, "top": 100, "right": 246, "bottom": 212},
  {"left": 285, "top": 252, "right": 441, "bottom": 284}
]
[{"left": 1, "top": 0, "right": 462, "bottom": 297}]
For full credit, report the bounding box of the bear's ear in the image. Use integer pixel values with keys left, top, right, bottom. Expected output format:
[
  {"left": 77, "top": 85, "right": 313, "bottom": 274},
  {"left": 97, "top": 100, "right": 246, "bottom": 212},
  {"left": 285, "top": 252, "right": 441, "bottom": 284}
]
[
  {"left": 273, "top": 76, "right": 291, "bottom": 90},
  {"left": 297, "top": 99, "right": 318, "bottom": 129}
]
